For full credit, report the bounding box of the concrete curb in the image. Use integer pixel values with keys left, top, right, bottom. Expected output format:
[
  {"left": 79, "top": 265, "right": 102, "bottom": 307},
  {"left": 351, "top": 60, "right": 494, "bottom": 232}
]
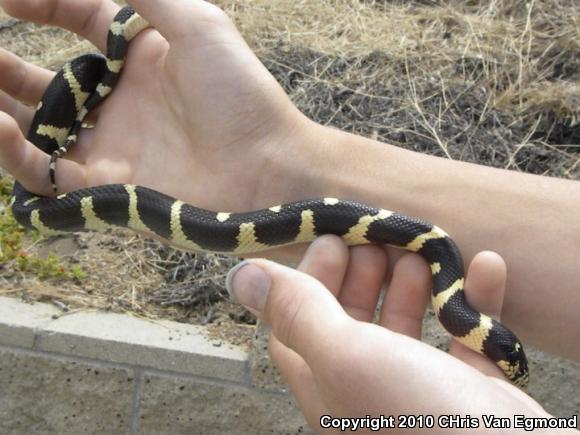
[
  {"left": 0, "top": 297, "right": 310, "bottom": 435},
  {"left": 1, "top": 296, "right": 578, "bottom": 434}
]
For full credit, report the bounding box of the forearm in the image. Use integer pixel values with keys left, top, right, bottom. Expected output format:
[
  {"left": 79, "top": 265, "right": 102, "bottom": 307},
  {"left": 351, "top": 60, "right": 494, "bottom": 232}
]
[{"left": 260, "top": 119, "right": 580, "bottom": 360}]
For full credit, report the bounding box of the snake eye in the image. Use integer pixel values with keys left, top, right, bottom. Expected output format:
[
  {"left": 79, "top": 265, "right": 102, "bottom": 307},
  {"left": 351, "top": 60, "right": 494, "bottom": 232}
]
[{"left": 505, "top": 341, "right": 523, "bottom": 359}]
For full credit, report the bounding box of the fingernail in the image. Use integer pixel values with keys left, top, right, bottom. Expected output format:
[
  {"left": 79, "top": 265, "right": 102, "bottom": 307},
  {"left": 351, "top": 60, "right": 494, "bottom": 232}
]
[{"left": 225, "top": 261, "right": 271, "bottom": 312}]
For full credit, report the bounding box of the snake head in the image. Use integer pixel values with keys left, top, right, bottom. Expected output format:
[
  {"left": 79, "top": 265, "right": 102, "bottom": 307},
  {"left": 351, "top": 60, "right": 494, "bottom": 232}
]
[
  {"left": 498, "top": 341, "right": 529, "bottom": 388},
  {"left": 509, "top": 342, "right": 529, "bottom": 387},
  {"left": 484, "top": 320, "right": 529, "bottom": 387}
]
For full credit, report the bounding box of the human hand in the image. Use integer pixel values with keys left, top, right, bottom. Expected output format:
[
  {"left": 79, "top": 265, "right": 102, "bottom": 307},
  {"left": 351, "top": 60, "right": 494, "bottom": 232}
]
[
  {"left": 0, "top": 0, "right": 319, "bottom": 211},
  {"left": 226, "top": 236, "right": 556, "bottom": 434}
]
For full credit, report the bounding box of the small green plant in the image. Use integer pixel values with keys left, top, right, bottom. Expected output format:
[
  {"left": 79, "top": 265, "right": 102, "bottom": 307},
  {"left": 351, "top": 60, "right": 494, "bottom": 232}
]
[
  {"left": 0, "top": 177, "right": 26, "bottom": 263},
  {"left": 1, "top": 176, "right": 85, "bottom": 282},
  {"left": 0, "top": 177, "right": 13, "bottom": 200},
  {"left": 16, "top": 252, "right": 86, "bottom": 281}
]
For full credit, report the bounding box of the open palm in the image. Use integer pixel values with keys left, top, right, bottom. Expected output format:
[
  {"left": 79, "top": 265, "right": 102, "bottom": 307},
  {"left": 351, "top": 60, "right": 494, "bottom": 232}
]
[{"left": 0, "top": 0, "right": 311, "bottom": 212}]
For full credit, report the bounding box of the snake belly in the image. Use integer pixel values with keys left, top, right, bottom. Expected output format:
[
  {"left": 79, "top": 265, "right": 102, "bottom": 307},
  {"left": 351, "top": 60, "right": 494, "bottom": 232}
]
[{"left": 10, "top": 6, "right": 529, "bottom": 387}]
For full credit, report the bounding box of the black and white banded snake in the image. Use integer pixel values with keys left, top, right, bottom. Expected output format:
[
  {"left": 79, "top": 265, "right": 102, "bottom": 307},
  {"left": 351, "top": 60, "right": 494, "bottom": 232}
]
[{"left": 10, "top": 5, "right": 529, "bottom": 387}]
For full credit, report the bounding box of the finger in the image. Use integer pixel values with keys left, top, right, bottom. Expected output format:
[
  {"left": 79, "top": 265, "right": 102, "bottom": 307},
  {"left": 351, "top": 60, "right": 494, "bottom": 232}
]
[
  {"left": 0, "top": 48, "right": 102, "bottom": 128},
  {"left": 268, "top": 335, "right": 329, "bottom": 425},
  {"left": 379, "top": 253, "right": 431, "bottom": 339},
  {"left": 449, "top": 251, "right": 507, "bottom": 379},
  {"left": 462, "top": 251, "right": 506, "bottom": 320},
  {"left": 297, "top": 235, "right": 349, "bottom": 297},
  {"left": 127, "top": 0, "right": 232, "bottom": 41},
  {"left": 338, "top": 245, "right": 388, "bottom": 322},
  {"left": 226, "top": 259, "right": 351, "bottom": 369},
  {"left": 0, "top": 89, "right": 34, "bottom": 133},
  {"left": 0, "top": 111, "right": 87, "bottom": 196},
  {"left": 268, "top": 236, "right": 346, "bottom": 423},
  {"left": 0, "top": 48, "right": 54, "bottom": 108},
  {"left": 0, "top": 88, "right": 98, "bottom": 164},
  {"left": 0, "top": 0, "right": 120, "bottom": 52}
]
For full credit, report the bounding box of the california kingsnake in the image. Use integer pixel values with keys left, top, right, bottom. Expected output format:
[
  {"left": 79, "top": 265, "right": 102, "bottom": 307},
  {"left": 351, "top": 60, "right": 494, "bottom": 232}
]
[{"left": 10, "top": 6, "right": 529, "bottom": 387}]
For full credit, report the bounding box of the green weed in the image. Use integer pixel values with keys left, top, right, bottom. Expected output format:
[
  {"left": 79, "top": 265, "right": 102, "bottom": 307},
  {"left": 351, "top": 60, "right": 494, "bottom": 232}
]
[{"left": 0, "top": 176, "right": 84, "bottom": 282}]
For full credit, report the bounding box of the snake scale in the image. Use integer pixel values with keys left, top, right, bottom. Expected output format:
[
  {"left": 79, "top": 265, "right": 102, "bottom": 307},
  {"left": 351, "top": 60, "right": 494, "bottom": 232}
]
[{"left": 11, "top": 6, "right": 528, "bottom": 387}]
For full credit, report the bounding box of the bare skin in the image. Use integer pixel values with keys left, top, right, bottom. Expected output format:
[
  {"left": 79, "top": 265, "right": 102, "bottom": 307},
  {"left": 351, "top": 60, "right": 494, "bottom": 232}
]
[
  {"left": 228, "top": 237, "right": 570, "bottom": 433},
  {"left": 0, "top": 0, "right": 578, "bottom": 428}
]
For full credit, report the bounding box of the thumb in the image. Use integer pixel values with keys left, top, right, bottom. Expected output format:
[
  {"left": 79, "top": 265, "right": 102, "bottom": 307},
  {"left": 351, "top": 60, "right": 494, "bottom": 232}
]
[{"left": 226, "top": 259, "right": 350, "bottom": 365}]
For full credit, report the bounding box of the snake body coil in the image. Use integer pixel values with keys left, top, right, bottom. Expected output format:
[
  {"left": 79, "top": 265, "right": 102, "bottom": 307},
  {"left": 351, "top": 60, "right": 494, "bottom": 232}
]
[{"left": 11, "top": 6, "right": 529, "bottom": 387}]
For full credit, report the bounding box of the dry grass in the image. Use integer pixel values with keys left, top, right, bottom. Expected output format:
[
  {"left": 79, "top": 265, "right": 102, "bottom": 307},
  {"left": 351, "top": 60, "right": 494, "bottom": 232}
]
[
  {"left": 0, "top": 0, "right": 578, "bottom": 338},
  {"left": 222, "top": 0, "right": 579, "bottom": 174},
  {"left": 228, "top": 2, "right": 578, "bottom": 99}
]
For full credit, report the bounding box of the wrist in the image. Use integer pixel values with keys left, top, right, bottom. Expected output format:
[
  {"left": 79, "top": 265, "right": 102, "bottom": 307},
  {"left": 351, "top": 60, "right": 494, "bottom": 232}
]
[
  {"left": 280, "top": 123, "right": 417, "bottom": 209},
  {"left": 252, "top": 116, "right": 341, "bottom": 208},
  {"left": 255, "top": 118, "right": 419, "bottom": 211}
]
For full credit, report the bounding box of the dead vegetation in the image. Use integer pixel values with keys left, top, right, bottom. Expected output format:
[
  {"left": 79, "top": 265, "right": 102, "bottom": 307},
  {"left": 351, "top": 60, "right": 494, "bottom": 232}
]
[
  {"left": 225, "top": 0, "right": 579, "bottom": 174},
  {"left": 0, "top": 0, "right": 578, "bottom": 342}
]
